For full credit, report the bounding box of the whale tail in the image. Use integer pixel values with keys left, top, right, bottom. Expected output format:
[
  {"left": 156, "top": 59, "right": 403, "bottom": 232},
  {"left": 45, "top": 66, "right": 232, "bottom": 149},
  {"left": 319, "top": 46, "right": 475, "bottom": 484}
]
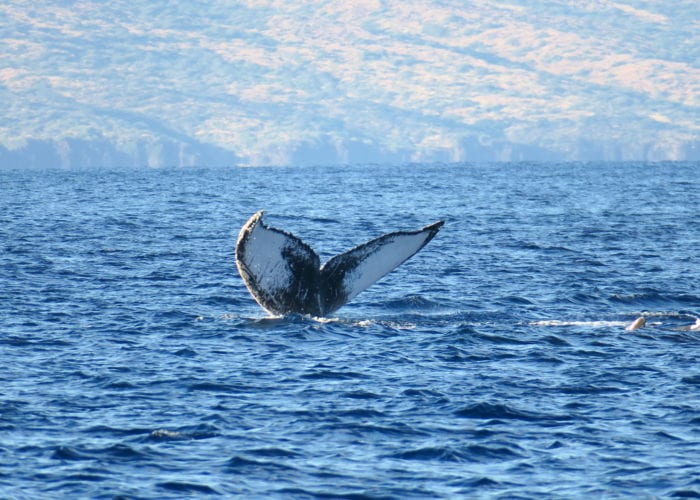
[{"left": 235, "top": 211, "right": 444, "bottom": 316}]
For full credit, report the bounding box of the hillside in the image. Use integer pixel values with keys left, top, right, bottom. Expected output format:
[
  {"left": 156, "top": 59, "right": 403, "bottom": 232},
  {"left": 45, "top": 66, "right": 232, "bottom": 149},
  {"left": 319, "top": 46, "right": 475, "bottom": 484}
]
[{"left": 1, "top": 0, "right": 698, "bottom": 167}]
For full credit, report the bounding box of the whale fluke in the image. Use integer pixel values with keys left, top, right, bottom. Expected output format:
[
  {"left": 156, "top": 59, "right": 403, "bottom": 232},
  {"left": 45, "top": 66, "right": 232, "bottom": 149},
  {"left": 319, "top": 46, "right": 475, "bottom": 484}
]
[{"left": 235, "top": 211, "right": 444, "bottom": 316}]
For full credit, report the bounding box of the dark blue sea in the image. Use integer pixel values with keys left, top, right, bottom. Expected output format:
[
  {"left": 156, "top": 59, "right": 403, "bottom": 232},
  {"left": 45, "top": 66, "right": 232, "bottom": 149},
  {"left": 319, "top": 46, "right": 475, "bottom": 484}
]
[{"left": 1, "top": 162, "right": 699, "bottom": 499}]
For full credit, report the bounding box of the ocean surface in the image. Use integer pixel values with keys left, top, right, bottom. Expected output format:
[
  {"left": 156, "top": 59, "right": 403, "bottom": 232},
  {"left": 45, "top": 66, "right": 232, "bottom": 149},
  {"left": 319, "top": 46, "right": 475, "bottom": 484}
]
[{"left": 1, "top": 162, "right": 699, "bottom": 499}]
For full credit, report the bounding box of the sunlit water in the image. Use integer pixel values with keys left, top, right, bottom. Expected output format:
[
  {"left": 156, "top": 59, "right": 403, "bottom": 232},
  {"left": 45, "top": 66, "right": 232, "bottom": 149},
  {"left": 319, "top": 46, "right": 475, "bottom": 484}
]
[{"left": 1, "top": 162, "right": 699, "bottom": 498}]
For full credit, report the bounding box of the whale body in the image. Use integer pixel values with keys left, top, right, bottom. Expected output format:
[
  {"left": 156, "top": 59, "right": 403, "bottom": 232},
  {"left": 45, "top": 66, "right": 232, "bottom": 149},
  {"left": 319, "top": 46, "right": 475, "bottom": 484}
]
[{"left": 235, "top": 211, "right": 444, "bottom": 316}]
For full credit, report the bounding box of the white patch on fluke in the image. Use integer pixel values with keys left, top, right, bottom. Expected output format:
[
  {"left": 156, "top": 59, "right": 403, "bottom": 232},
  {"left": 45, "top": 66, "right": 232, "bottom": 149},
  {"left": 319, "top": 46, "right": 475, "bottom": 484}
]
[
  {"left": 237, "top": 216, "right": 295, "bottom": 293},
  {"left": 323, "top": 230, "right": 442, "bottom": 306}
]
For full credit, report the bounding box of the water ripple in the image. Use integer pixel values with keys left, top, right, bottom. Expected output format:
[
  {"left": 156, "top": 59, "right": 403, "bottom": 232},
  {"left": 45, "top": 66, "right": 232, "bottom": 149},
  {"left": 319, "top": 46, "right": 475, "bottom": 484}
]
[{"left": 2, "top": 163, "right": 699, "bottom": 498}]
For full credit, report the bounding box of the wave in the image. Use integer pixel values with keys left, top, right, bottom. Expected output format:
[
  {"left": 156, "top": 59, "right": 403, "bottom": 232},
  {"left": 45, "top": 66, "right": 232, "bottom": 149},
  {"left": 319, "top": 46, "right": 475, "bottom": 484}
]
[
  {"left": 157, "top": 481, "right": 219, "bottom": 494},
  {"left": 454, "top": 402, "right": 573, "bottom": 422},
  {"left": 244, "top": 447, "right": 300, "bottom": 458},
  {"left": 531, "top": 311, "right": 699, "bottom": 330},
  {"left": 147, "top": 424, "right": 221, "bottom": 441},
  {"left": 51, "top": 443, "right": 151, "bottom": 462},
  {"left": 188, "top": 381, "right": 259, "bottom": 393},
  {"left": 226, "top": 455, "right": 298, "bottom": 473},
  {"left": 319, "top": 421, "right": 427, "bottom": 438},
  {"left": 370, "top": 294, "right": 444, "bottom": 311},
  {"left": 300, "top": 369, "right": 368, "bottom": 381},
  {"left": 609, "top": 291, "right": 700, "bottom": 308},
  {"left": 389, "top": 444, "right": 523, "bottom": 462},
  {"left": 531, "top": 319, "right": 629, "bottom": 327},
  {"left": 271, "top": 487, "right": 391, "bottom": 500}
]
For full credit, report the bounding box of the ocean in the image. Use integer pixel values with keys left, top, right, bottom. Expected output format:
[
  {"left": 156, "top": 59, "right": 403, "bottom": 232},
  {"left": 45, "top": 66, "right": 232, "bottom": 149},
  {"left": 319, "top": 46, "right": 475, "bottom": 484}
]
[{"left": 1, "top": 162, "right": 699, "bottom": 498}]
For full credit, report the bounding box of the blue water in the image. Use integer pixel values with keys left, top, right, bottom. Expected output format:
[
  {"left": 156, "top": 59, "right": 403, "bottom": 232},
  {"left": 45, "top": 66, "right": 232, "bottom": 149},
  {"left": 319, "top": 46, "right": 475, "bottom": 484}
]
[{"left": 1, "top": 162, "right": 699, "bottom": 498}]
